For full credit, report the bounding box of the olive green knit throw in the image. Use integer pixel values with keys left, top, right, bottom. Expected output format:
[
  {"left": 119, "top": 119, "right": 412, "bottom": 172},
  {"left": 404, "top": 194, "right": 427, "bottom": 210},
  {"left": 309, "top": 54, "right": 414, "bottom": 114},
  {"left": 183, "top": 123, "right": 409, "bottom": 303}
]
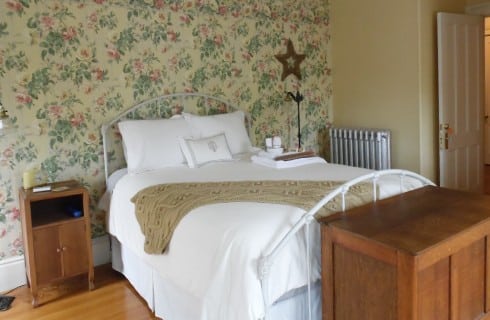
[{"left": 131, "top": 180, "right": 373, "bottom": 254}]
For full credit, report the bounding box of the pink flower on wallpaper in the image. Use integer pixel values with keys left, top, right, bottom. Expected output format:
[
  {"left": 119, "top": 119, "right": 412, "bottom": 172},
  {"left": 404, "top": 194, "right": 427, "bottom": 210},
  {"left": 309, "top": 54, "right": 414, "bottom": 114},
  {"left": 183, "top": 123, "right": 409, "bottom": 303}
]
[
  {"left": 49, "top": 105, "right": 63, "bottom": 118},
  {"left": 15, "top": 93, "right": 32, "bottom": 104},
  {"left": 218, "top": 6, "right": 227, "bottom": 15},
  {"left": 180, "top": 15, "right": 191, "bottom": 24},
  {"left": 79, "top": 48, "right": 92, "bottom": 61},
  {"left": 96, "top": 96, "right": 105, "bottom": 106},
  {"left": 12, "top": 238, "right": 23, "bottom": 249},
  {"left": 94, "top": 0, "right": 105, "bottom": 4},
  {"left": 168, "top": 56, "right": 178, "bottom": 70},
  {"left": 224, "top": 52, "right": 232, "bottom": 62},
  {"left": 171, "top": 105, "right": 183, "bottom": 115},
  {"left": 2, "top": 147, "right": 14, "bottom": 160},
  {"left": 269, "top": 70, "right": 277, "bottom": 80},
  {"left": 0, "top": 191, "right": 5, "bottom": 203},
  {"left": 232, "top": 68, "right": 242, "bottom": 77},
  {"left": 88, "top": 133, "right": 97, "bottom": 143},
  {"left": 167, "top": 30, "right": 177, "bottom": 42},
  {"left": 199, "top": 25, "right": 209, "bottom": 38},
  {"left": 133, "top": 59, "right": 144, "bottom": 73},
  {"left": 93, "top": 67, "right": 105, "bottom": 81},
  {"left": 41, "top": 15, "right": 55, "bottom": 30},
  {"left": 6, "top": 0, "right": 22, "bottom": 12},
  {"left": 242, "top": 52, "right": 252, "bottom": 62},
  {"left": 0, "top": 229, "right": 6, "bottom": 239},
  {"left": 71, "top": 113, "right": 85, "bottom": 127},
  {"left": 170, "top": 3, "right": 180, "bottom": 12},
  {"left": 232, "top": 10, "right": 240, "bottom": 18},
  {"left": 63, "top": 27, "right": 77, "bottom": 41},
  {"left": 150, "top": 70, "right": 161, "bottom": 82},
  {"left": 88, "top": 12, "right": 98, "bottom": 24},
  {"left": 257, "top": 62, "right": 266, "bottom": 72},
  {"left": 154, "top": 0, "right": 164, "bottom": 9},
  {"left": 107, "top": 47, "right": 120, "bottom": 60},
  {"left": 217, "top": 104, "right": 227, "bottom": 113},
  {"left": 214, "top": 35, "right": 223, "bottom": 47},
  {"left": 10, "top": 208, "right": 20, "bottom": 221}
]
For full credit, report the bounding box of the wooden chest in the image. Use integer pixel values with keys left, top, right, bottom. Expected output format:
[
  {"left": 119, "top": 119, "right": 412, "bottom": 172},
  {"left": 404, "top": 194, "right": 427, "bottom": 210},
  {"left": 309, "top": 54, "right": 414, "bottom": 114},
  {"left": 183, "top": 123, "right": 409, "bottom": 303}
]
[{"left": 320, "top": 186, "right": 490, "bottom": 320}]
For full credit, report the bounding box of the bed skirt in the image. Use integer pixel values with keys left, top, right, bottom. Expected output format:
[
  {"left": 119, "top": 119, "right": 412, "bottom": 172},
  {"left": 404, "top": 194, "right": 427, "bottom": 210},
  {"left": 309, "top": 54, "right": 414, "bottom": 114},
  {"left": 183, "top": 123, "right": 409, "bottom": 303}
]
[{"left": 110, "top": 236, "right": 321, "bottom": 320}]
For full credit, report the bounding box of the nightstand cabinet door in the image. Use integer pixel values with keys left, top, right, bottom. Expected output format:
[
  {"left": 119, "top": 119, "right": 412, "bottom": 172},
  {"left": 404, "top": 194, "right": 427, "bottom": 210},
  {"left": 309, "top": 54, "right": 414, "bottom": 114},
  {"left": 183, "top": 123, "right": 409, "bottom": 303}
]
[
  {"left": 60, "top": 220, "right": 89, "bottom": 277},
  {"left": 32, "top": 226, "right": 62, "bottom": 285}
]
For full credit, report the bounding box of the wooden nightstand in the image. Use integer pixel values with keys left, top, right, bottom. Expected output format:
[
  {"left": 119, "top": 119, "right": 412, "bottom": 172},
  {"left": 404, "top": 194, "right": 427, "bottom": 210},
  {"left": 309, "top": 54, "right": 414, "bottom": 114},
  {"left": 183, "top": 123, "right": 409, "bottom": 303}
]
[
  {"left": 319, "top": 186, "right": 490, "bottom": 320},
  {"left": 19, "top": 180, "right": 94, "bottom": 307}
]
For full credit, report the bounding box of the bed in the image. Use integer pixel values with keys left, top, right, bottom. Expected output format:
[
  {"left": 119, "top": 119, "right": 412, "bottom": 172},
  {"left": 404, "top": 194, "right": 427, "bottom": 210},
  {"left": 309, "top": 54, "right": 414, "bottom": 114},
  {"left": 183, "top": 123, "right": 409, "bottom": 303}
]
[{"left": 99, "top": 93, "right": 434, "bottom": 320}]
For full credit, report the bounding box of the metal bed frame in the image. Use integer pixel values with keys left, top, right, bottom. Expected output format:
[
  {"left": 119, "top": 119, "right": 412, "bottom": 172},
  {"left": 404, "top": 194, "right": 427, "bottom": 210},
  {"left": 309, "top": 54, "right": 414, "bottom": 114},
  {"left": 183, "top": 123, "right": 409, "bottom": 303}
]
[{"left": 101, "top": 92, "right": 435, "bottom": 320}]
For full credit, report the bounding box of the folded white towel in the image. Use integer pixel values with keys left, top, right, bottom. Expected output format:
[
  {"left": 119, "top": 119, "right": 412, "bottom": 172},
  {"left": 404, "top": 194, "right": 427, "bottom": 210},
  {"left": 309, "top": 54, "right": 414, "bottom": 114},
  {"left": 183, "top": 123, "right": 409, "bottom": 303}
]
[
  {"left": 257, "top": 150, "right": 277, "bottom": 159},
  {"left": 251, "top": 155, "right": 326, "bottom": 169}
]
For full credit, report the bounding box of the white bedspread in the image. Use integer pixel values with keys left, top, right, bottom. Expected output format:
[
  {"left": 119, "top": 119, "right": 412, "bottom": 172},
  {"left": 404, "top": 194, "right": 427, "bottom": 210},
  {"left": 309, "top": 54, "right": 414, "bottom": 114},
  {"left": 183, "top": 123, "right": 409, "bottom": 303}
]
[{"left": 107, "top": 159, "right": 423, "bottom": 320}]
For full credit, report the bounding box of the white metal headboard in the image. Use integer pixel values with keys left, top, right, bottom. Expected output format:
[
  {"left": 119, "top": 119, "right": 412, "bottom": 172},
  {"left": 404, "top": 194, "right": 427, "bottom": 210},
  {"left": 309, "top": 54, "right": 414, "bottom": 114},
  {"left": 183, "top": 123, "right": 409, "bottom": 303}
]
[{"left": 100, "top": 92, "right": 251, "bottom": 185}]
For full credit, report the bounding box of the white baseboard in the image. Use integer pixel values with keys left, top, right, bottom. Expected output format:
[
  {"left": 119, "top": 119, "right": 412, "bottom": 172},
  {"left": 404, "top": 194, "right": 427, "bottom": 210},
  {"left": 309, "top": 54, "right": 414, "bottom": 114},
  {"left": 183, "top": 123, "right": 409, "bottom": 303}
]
[
  {"left": 0, "top": 235, "right": 112, "bottom": 293},
  {"left": 92, "top": 234, "right": 112, "bottom": 266},
  {"left": 0, "top": 256, "right": 26, "bottom": 293}
]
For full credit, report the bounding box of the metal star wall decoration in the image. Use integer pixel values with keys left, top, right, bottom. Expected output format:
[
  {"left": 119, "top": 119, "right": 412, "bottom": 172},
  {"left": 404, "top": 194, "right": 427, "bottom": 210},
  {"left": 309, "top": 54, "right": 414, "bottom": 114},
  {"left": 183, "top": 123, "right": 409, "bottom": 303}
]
[{"left": 275, "top": 39, "right": 305, "bottom": 81}]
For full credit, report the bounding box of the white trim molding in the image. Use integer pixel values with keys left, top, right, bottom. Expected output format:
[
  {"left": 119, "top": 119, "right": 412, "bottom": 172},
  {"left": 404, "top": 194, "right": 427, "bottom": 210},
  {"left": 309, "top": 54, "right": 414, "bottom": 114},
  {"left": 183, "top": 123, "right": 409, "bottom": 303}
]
[
  {"left": 92, "top": 234, "right": 111, "bottom": 266},
  {"left": 466, "top": 3, "right": 490, "bottom": 15},
  {"left": 0, "top": 235, "right": 111, "bottom": 292},
  {"left": 0, "top": 255, "right": 26, "bottom": 293}
]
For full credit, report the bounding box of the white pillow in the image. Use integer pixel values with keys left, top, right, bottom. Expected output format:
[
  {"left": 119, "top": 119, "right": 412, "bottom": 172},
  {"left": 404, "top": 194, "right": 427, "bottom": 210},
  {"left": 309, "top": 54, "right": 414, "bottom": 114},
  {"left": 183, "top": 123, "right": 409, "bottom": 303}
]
[
  {"left": 183, "top": 111, "right": 251, "bottom": 155},
  {"left": 179, "top": 133, "right": 233, "bottom": 168},
  {"left": 118, "top": 118, "right": 192, "bottom": 174}
]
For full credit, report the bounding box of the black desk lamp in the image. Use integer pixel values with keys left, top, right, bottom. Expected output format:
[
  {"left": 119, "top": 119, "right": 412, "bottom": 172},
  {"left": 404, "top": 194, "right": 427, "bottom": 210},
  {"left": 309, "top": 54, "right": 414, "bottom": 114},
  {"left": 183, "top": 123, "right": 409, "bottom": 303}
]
[{"left": 286, "top": 91, "right": 304, "bottom": 150}]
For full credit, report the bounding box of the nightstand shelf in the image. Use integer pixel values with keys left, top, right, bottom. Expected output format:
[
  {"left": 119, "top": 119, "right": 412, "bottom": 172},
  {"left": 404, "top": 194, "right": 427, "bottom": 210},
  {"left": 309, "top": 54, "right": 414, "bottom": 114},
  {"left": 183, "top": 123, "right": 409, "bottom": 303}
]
[{"left": 19, "top": 180, "right": 94, "bottom": 307}]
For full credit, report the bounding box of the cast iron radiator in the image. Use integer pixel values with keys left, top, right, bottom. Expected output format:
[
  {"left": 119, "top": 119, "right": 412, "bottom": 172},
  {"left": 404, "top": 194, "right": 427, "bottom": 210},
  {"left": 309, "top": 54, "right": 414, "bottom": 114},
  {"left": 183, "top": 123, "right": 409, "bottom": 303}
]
[{"left": 329, "top": 127, "right": 391, "bottom": 170}]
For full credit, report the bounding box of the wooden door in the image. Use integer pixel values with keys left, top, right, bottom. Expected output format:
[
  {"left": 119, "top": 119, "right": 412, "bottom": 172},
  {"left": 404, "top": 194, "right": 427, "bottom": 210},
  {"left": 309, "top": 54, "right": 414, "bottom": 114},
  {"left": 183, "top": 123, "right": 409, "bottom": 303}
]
[
  {"left": 438, "top": 12, "right": 484, "bottom": 192},
  {"left": 33, "top": 226, "right": 62, "bottom": 285},
  {"left": 485, "top": 18, "right": 490, "bottom": 164},
  {"left": 59, "top": 220, "right": 89, "bottom": 277}
]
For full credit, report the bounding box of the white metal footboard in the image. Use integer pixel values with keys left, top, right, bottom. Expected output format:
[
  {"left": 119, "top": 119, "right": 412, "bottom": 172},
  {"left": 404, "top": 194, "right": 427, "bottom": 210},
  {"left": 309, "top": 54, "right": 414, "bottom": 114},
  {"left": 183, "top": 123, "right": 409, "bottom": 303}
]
[{"left": 258, "top": 169, "right": 435, "bottom": 320}]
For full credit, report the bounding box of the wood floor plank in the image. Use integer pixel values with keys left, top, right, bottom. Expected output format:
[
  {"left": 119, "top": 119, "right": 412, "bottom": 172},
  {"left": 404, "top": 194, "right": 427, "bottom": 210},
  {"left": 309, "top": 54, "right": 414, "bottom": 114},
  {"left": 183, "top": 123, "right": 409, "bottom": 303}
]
[{"left": 1, "top": 264, "right": 157, "bottom": 320}]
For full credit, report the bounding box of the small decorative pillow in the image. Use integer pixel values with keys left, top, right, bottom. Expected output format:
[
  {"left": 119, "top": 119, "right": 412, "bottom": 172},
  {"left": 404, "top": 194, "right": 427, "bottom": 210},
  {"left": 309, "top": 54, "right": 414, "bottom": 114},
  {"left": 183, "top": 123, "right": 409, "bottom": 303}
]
[
  {"left": 118, "top": 118, "right": 192, "bottom": 174},
  {"left": 179, "top": 133, "right": 233, "bottom": 168},
  {"left": 183, "top": 111, "right": 252, "bottom": 155}
]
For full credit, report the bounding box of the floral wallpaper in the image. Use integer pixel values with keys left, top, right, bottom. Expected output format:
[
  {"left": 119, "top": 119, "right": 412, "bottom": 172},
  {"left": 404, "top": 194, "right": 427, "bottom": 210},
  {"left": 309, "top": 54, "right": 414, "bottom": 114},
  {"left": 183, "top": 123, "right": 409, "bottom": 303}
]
[{"left": 0, "top": 0, "right": 331, "bottom": 262}]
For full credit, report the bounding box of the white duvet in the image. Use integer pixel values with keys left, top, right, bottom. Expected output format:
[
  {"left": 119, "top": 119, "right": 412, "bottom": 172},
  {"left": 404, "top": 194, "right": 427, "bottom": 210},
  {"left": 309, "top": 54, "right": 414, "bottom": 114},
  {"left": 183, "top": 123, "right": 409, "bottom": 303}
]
[{"left": 107, "top": 158, "right": 423, "bottom": 320}]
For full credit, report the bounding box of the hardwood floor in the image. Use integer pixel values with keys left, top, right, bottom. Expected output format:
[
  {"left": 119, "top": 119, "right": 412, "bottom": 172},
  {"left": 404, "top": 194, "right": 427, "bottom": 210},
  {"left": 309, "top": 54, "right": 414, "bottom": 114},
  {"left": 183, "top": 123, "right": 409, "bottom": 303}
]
[{"left": 1, "top": 264, "right": 157, "bottom": 320}]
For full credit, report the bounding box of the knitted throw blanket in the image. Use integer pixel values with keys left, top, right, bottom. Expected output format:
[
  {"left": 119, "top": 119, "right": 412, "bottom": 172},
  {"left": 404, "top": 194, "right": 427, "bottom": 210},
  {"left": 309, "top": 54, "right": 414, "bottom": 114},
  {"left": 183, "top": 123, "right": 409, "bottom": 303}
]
[{"left": 131, "top": 180, "right": 374, "bottom": 254}]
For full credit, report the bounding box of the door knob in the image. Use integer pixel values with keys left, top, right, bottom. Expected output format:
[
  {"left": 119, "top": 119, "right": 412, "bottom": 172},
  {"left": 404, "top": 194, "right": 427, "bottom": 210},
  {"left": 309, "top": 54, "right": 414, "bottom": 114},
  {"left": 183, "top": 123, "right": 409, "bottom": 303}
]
[{"left": 439, "top": 123, "right": 451, "bottom": 150}]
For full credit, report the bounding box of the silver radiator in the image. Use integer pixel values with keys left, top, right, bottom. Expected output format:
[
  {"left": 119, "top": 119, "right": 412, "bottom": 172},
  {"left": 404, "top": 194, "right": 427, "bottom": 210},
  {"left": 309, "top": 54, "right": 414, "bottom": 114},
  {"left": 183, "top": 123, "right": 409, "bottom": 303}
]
[{"left": 329, "top": 127, "right": 391, "bottom": 170}]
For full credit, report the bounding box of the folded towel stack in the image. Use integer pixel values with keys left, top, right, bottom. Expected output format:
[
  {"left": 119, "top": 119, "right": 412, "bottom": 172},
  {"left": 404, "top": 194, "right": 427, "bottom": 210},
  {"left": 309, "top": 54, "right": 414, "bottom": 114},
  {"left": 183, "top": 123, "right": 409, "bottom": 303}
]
[{"left": 251, "top": 151, "right": 326, "bottom": 169}]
